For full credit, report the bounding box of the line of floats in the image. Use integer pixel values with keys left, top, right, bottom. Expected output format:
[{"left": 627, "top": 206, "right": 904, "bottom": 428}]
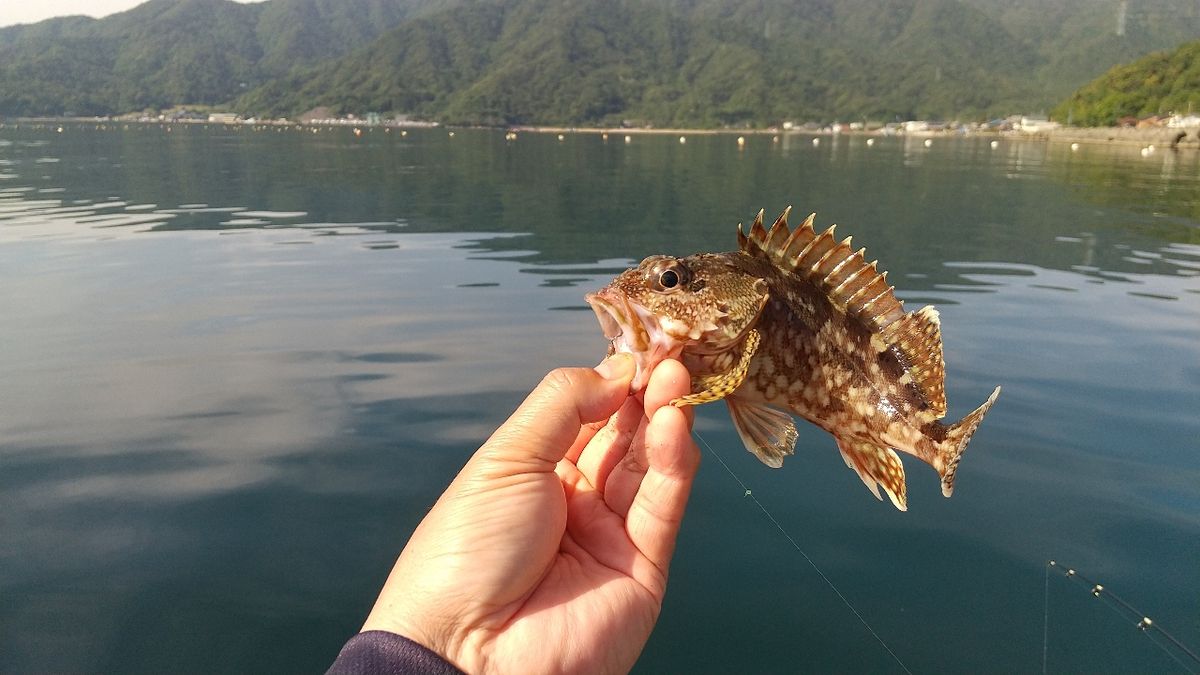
[{"left": 2, "top": 121, "right": 1175, "bottom": 156}]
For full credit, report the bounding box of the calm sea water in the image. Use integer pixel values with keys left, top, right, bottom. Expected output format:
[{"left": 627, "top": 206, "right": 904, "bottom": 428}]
[{"left": 1, "top": 124, "right": 1197, "bottom": 674}]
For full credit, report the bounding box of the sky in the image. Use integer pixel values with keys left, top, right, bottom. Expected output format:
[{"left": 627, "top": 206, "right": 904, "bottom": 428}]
[{"left": 0, "top": 0, "right": 265, "bottom": 29}]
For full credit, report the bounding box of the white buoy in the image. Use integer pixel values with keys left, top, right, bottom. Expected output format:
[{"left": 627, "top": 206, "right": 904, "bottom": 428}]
[
  {"left": 400, "top": 130, "right": 407, "bottom": 137},
  {"left": 601, "top": 133, "right": 608, "bottom": 141},
  {"left": 990, "top": 140, "right": 999, "bottom": 149},
  {"left": 924, "top": 138, "right": 933, "bottom": 148},
  {"left": 812, "top": 138, "right": 820, "bottom": 146},
  {"left": 866, "top": 138, "right": 875, "bottom": 147},
  {"left": 557, "top": 134, "right": 565, "bottom": 141},
  {"left": 624, "top": 135, "right": 632, "bottom": 144},
  {"left": 679, "top": 136, "right": 687, "bottom": 144},
  {"left": 737, "top": 136, "right": 746, "bottom": 147},
  {"left": 1140, "top": 147, "right": 1150, "bottom": 157},
  {"left": 448, "top": 131, "right": 455, "bottom": 137},
  {"left": 1070, "top": 142, "right": 1080, "bottom": 151},
  {"left": 772, "top": 135, "right": 780, "bottom": 143}
]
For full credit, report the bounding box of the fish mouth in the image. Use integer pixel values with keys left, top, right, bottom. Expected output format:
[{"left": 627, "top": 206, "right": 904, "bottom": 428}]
[
  {"left": 585, "top": 290, "right": 649, "bottom": 349},
  {"left": 585, "top": 292, "right": 626, "bottom": 341},
  {"left": 585, "top": 289, "right": 684, "bottom": 391}
]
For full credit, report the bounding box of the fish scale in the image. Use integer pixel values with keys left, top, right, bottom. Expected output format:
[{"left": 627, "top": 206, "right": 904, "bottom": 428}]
[{"left": 586, "top": 207, "right": 1000, "bottom": 510}]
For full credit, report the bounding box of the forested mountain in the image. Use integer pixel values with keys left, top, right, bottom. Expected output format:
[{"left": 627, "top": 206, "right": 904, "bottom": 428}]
[
  {"left": 0, "top": 0, "right": 261, "bottom": 114},
  {"left": 253, "top": 0, "right": 447, "bottom": 76},
  {"left": 1052, "top": 38, "right": 1200, "bottom": 126},
  {"left": 959, "top": 0, "right": 1200, "bottom": 97},
  {"left": 1, "top": 0, "right": 1198, "bottom": 125},
  {"left": 0, "top": 0, "right": 436, "bottom": 115},
  {"left": 235, "top": 0, "right": 1040, "bottom": 125}
]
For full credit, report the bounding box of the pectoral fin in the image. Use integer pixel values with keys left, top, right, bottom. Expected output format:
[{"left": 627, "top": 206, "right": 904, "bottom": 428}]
[
  {"left": 726, "top": 396, "right": 798, "bottom": 468},
  {"left": 835, "top": 438, "right": 908, "bottom": 511},
  {"left": 670, "top": 329, "right": 761, "bottom": 407}
]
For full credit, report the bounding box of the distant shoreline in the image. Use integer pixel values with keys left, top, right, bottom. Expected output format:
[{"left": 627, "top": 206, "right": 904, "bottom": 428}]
[{"left": 5, "top": 117, "right": 1197, "bottom": 149}]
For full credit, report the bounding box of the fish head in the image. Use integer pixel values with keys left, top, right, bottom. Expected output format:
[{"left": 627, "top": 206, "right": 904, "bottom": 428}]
[{"left": 586, "top": 253, "right": 768, "bottom": 390}]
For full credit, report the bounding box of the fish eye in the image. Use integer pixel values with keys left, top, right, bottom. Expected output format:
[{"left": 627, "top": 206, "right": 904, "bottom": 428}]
[{"left": 649, "top": 259, "right": 691, "bottom": 293}]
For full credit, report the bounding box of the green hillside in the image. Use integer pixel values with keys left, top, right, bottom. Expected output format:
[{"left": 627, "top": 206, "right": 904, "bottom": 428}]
[
  {"left": 0, "top": 0, "right": 262, "bottom": 115},
  {"left": 1052, "top": 39, "right": 1200, "bottom": 126},
  {"left": 234, "top": 0, "right": 1045, "bottom": 125},
  {"left": 0, "top": 0, "right": 433, "bottom": 115},
  {"left": 2, "top": 0, "right": 1199, "bottom": 125},
  {"left": 960, "top": 0, "right": 1200, "bottom": 99}
]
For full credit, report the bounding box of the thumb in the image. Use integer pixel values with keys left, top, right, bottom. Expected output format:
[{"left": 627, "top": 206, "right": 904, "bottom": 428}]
[{"left": 480, "top": 354, "right": 636, "bottom": 467}]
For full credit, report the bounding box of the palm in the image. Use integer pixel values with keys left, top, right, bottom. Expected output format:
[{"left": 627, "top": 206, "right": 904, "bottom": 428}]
[
  {"left": 361, "top": 360, "right": 698, "bottom": 675},
  {"left": 480, "top": 460, "right": 671, "bottom": 674}
]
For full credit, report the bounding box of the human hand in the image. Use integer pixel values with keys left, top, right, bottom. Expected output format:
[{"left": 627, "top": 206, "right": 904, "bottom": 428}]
[{"left": 361, "top": 355, "right": 700, "bottom": 674}]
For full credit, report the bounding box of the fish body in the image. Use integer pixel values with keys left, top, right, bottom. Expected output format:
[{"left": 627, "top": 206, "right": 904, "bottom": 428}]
[{"left": 586, "top": 208, "right": 1000, "bottom": 510}]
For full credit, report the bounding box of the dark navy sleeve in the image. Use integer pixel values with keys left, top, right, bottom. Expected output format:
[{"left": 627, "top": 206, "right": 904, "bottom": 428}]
[{"left": 326, "top": 630, "right": 466, "bottom": 675}]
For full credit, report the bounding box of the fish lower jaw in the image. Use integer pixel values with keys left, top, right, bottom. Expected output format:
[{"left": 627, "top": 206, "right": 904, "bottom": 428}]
[
  {"left": 611, "top": 331, "right": 683, "bottom": 391},
  {"left": 588, "top": 291, "right": 686, "bottom": 390}
]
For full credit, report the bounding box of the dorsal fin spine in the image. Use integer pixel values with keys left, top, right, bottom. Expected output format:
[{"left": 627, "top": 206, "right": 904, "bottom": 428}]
[
  {"left": 829, "top": 251, "right": 872, "bottom": 296},
  {"left": 811, "top": 241, "right": 846, "bottom": 273},
  {"left": 845, "top": 265, "right": 884, "bottom": 303},
  {"left": 794, "top": 225, "right": 830, "bottom": 263},
  {"left": 749, "top": 209, "right": 767, "bottom": 244},
  {"left": 766, "top": 211, "right": 791, "bottom": 256},
  {"left": 858, "top": 286, "right": 893, "bottom": 314},
  {"left": 823, "top": 243, "right": 859, "bottom": 282},
  {"left": 772, "top": 206, "right": 793, "bottom": 230},
  {"left": 795, "top": 227, "right": 837, "bottom": 269},
  {"left": 782, "top": 227, "right": 811, "bottom": 262}
]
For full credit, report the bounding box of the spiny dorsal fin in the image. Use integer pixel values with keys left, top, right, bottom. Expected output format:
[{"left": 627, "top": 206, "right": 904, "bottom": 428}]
[
  {"left": 881, "top": 305, "right": 947, "bottom": 419},
  {"left": 739, "top": 208, "right": 906, "bottom": 333},
  {"left": 739, "top": 207, "right": 947, "bottom": 415}
]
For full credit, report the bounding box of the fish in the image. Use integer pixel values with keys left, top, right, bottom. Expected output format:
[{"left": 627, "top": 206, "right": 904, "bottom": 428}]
[{"left": 585, "top": 207, "right": 1000, "bottom": 510}]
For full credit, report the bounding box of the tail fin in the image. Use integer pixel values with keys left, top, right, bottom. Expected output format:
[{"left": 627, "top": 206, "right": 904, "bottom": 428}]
[{"left": 937, "top": 386, "right": 1001, "bottom": 498}]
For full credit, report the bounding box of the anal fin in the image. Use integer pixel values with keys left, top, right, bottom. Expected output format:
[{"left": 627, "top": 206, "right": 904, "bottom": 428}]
[
  {"left": 726, "top": 397, "right": 798, "bottom": 468},
  {"left": 835, "top": 438, "right": 908, "bottom": 511}
]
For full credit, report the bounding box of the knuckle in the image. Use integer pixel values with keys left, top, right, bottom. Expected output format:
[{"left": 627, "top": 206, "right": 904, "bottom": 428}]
[{"left": 539, "top": 367, "right": 585, "bottom": 398}]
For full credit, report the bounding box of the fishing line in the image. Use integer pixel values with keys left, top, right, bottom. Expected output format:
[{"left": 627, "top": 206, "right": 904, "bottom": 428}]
[
  {"left": 1042, "top": 562, "right": 1050, "bottom": 675},
  {"left": 1042, "top": 560, "right": 1200, "bottom": 675},
  {"left": 693, "top": 430, "right": 914, "bottom": 675}
]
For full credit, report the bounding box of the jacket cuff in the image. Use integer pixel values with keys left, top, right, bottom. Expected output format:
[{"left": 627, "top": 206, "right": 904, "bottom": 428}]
[{"left": 326, "top": 630, "right": 465, "bottom": 675}]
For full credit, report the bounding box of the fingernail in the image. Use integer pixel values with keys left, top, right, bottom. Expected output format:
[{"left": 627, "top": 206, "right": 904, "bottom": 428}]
[{"left": 596, "top": 353, "right": 635, "bottom": 381}]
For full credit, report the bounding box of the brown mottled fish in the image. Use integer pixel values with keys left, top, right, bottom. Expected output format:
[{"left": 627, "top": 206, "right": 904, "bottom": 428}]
[{"left": 585, "top": 207, "right": 1000, "bottom": 510}]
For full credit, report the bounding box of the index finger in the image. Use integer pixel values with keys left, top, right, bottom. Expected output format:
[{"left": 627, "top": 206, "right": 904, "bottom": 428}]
[
  {"left": 642, "top": 359, "right": 694, "bottom": 429},
  {"left": 480, "top": 355, "right": 636, "bottom": 468}
]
